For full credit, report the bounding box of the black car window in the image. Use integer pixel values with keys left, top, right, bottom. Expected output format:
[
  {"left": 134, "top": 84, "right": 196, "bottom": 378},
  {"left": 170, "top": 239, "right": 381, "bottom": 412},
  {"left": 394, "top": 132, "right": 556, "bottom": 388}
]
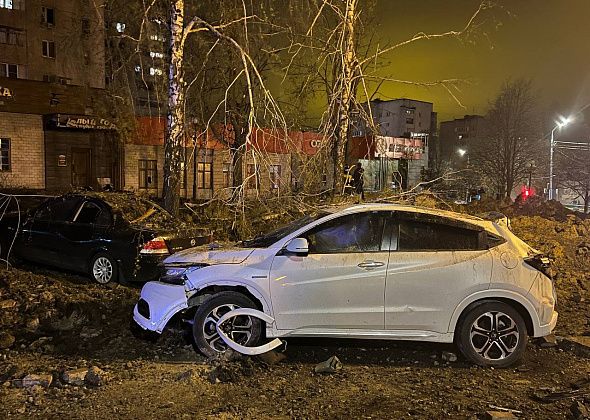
[
  {"left": 74, "top": 201, "right": 102, "bottom": 224},
  {"left": 36, "top": 197, "right": 80, "bottom": 222},
  {"left": 303, "top": 211, "right": 386, "bottom": 254},
  {"left": 397, "top": 220, "right": 480, "bottom": 251}
]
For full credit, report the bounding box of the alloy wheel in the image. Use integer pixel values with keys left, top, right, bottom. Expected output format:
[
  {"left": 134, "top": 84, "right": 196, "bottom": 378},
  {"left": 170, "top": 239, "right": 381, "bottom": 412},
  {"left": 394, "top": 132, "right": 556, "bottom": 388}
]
[
  {"left": 202, "top": 304, "right": 254, "bottom": 352},
  {"left": 92, "top": 257, "right": 113, "bottom": 284},
  {"left": 469, "top": 311, "right": 520, "bottom": 361}
]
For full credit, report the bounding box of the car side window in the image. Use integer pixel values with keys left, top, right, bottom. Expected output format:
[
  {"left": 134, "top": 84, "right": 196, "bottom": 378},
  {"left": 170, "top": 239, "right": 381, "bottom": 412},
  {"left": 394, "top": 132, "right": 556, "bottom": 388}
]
[
  {"left": 398, "top": 220, "right": 480, "bottom": 251},
  {"left": 74, "top": 201, "right": 103, "bottom": 224},
  {"left": 303, "top": 212, "right": 386, "bottom": 254},
  {"left": 35, "top": 197, "right": 80, "bottom": 222}
]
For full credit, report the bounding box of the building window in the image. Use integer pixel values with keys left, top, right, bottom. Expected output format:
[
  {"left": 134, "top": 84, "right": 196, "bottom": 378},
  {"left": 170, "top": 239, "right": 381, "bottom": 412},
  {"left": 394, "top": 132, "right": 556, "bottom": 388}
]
[
  {"left": 222, "top": 162, "right": 231, "bottom": 188},
  {"left": 42, "top": 40, "right": 55, "bottom": 58},
  {"left": 0, "top": 28, "right": 22, "bottom": 45},
  {"left": 149, "top": 34, "right": 164, "bottom": 42},
  {"left": 138, "top": 159, "right": 157, "bottom": 189},
  {"left": 81, "top": 18, "right": 90, "bottom": 36},
  {"left": 269, "top": 165, "right": 281, "bottom": 190},
  {"left": 406, "top": 118, "right": 414, "bottom": 124},
  {"left": 322, "top": 173, "right": 328, "bottom": 188},
  {"left": 1, "top": 0, "right": 24, "bottom": 10},
  {"left": 0, "top": 63, "right": 18, "bottom": 78},
  {"left": 149, "top": 51, "right": 164, "bottom": 59},
  {"left": 0, "top": 139, "right": 10, "bottom": 171},
  {"left": 197, "top": 149, "right": 213, "bottom": 189},
  {"left": 41, "top": 7, "right": 54, "bottom": 26},
  {"left": 246, "top": 164, "right": 259, "bottom": 190},
  {"left": 115, "top": 22, "right": 126, "bottom": 33}
]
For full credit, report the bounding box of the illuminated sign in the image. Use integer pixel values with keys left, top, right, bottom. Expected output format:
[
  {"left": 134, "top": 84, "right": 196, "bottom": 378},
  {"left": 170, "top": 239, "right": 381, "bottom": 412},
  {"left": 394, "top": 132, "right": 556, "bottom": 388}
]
[
  {"left": 55, "top": 114, "right": 116, "bottom": 130},
  {"left": 0, "top": 87, "right": 14, "bottom": 98}
]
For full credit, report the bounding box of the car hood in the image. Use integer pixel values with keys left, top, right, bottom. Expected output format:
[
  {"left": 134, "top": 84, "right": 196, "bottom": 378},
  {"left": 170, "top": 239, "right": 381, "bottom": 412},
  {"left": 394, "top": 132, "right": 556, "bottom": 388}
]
[{"left": 163, "top": 246, "right": 255, "bottom": 265}]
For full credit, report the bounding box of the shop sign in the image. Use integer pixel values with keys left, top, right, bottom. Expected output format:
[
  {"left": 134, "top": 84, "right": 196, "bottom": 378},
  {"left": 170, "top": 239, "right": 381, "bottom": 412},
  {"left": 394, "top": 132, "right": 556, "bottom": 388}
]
[
  {"left": 375, "top": 136, "right": 424, "bottom": 160},
  {"left": 55, "top": 114, "right": 116, "bottom": 130},
  {"left": 57, "top": 154, "right": 67, "bottom": 167},
  {"left": 0, "top": 87, "right": 14, "bottom": 99}
]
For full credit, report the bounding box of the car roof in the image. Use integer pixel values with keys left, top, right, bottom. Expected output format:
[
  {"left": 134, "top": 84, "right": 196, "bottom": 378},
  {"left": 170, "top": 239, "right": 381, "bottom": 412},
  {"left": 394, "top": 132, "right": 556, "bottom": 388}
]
[{"left": 326, "top": 203, "right": 492, "bottom": 229}]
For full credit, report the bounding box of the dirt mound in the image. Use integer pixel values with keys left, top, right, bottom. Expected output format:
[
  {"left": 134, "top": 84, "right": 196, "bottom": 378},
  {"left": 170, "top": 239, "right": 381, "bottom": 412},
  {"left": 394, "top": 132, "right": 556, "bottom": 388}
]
[{"left": 511, "top": 196, "right": 583, "bottom": 221}]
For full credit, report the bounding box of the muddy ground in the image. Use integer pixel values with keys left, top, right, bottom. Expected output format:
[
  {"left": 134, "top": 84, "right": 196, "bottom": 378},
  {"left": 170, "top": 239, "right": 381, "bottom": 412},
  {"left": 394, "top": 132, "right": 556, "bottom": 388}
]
[{"left": 1, "top": 205, "right": 590, "bottom": 419}]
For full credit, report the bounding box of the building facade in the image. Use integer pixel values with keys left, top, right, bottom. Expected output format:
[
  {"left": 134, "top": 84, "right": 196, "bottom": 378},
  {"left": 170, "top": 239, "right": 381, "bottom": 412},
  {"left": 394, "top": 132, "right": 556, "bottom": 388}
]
[
  {"left": 438, "top": 114, "right": 484, "bottom": 165},
  {"left": 352, "top": 98, "right": 435, "bottom": 189}
]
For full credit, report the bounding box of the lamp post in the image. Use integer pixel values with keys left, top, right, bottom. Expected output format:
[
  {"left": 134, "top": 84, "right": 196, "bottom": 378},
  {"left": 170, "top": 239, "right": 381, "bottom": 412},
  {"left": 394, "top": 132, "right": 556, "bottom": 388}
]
[
  {"left": 457, "top": 148, "right": 470, "bottom": 202},
  {"left": 549, "top": 116, "right": 572, "bottom": 200}
]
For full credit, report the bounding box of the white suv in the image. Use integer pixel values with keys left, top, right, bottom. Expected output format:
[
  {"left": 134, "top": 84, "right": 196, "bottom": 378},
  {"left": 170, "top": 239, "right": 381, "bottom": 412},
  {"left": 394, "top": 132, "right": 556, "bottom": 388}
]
[{"left": 133, "top": 204, "right": 557, "bottom": 367}]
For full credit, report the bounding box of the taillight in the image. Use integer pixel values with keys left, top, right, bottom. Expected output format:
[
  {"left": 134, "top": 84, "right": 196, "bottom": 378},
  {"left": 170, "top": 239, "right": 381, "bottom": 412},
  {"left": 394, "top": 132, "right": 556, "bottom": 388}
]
[
  {"left": 524, "top": 254, "right": 553, "bottom": 279},
  {"left": 140, "top": 237, "right": 169, "bottom": 255}
]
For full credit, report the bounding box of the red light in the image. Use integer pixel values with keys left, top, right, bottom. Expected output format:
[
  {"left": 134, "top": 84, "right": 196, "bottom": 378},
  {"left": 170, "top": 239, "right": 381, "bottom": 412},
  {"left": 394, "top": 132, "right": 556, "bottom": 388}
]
[
  {"left": 520, "top": 185, "right": 535, "bottom": 201},
  {"left": 140, "top": 237, "right": 169, "bottom": 254}
]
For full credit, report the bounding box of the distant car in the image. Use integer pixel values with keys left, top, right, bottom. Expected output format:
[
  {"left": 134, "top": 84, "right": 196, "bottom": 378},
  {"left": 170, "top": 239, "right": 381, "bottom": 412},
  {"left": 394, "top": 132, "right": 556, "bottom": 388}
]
[
  {"left": 0, "top": 193, "right": 211, "bottom": 284},
  {"left": 133, "top": 203, "right": 557, "bottom": 367}
]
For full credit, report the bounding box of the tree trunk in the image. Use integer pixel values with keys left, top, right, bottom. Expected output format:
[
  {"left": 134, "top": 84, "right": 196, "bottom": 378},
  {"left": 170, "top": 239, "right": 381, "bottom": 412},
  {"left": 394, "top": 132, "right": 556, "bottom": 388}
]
[
  {"left": 163, "top": 0, "right": 185, "bottom": 216},
  {"left": 332, "top": 0, "right": 357, "bottom": 193},
  {"left": 584, "top": 183, "right": 589, "bottom": 214}
]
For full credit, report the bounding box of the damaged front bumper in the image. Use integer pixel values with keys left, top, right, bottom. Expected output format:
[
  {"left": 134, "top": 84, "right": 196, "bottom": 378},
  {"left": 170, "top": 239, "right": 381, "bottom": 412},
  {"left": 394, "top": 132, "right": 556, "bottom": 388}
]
[{"left": 133, "top": 281, "right": 188, "bottom": 333}]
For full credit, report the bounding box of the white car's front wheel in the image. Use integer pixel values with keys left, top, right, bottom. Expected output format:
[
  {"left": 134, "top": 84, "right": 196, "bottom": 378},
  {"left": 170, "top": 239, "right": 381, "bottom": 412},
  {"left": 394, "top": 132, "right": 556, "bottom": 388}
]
[
  {"left": 192, "top": 292, "right": 262, "bottom": 358},
  {"left": 457, "top": 301, "right": 528, "bottom": 368}
]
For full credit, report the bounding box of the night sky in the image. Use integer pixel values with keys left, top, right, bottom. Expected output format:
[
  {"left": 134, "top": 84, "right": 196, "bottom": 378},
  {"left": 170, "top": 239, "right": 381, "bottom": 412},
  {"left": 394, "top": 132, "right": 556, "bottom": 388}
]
[{"left": 368, "top": 0, "right": 590, "bottom": 123}]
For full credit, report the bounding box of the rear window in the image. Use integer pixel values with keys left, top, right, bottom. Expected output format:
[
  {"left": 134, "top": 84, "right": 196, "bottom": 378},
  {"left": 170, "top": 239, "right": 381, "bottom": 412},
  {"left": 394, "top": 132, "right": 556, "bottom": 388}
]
[{"left": 398, "top": 220, "right": 480, "bottom": 251}]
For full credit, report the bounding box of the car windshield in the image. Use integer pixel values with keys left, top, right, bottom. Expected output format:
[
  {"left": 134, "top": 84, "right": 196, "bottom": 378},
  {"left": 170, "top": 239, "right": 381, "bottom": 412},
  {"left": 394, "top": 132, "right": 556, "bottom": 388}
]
[{"left": 241, "top": 212, "right": 329, "bottom": 248}]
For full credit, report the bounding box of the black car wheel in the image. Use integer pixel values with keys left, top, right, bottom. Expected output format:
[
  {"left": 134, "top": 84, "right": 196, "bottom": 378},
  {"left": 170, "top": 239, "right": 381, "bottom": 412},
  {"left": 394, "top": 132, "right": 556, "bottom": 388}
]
[
  {"left": 90, "top": 252, "right": 118, "bottom": 284},
  {"left": 456, "top": 301, "right": 527, "bottom": 368},
  {"left": 192, "top": 292, "right": 262, "bottom": 358}
]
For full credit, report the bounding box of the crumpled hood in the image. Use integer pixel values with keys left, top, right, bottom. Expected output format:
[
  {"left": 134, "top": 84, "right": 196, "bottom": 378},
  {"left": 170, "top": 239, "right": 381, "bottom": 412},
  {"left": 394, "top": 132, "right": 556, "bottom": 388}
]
[{"left": 164, "top": 246, "right": 255, "bottom": 265}]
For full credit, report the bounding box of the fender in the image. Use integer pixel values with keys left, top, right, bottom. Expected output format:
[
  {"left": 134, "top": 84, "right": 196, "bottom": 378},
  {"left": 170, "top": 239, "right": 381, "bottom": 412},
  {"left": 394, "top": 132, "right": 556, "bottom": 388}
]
[
  {"left": 193, "top": 280, "right": 273, "bottom": 316},
  {"left": 448, "top": 289, "right": 542, "bottom": 336}
]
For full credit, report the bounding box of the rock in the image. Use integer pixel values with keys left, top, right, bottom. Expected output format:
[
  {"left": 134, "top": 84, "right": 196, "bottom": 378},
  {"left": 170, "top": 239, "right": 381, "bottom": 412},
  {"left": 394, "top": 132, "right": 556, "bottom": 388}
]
[
  {"left": 314, "top": 356, "right": 343, "bottom": 374},
  {"left": 0, "top": 331, "right": 15, "bottom": 349},
  {"left": 0, "top": 299, "right": 17, "bottom": 309},
  {"left": 62, "top": 368, "right": 88, "bottom": 386},
  {"left": 39, "top": 291, "right": 54, "bottom": 302},
  {"left": 85, "top": 366, "right": 108, "bottom": 387},
  {"left": 484, "top": 410, "right": 516, "bottom": 419},
  {"left": 257, "top": 350, "right": 287, "bottom": 365},
  {"left": 176, "top": 370, "right": 194, "bottom": 382},
  {"left": 537, "top": 333, "right": 558, "bottom": 348},
  {"left": 25, "top": 317, "right": 40, "bottom": 330},
  {"left": 441, "top": 351, "right": 458, "bottom": 362},
  {"left": 571, "top": 400, "right": 590, "bottom": 419},
  {"left": 21, "top": 374, "right": 52, "bottom": 388}
]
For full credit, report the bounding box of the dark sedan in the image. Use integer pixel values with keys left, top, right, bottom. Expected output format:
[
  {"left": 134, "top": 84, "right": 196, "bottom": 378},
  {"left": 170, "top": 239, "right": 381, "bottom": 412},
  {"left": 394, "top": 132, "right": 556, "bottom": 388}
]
[{"left": 0, "top": 193, "right": 211, "bottom": 284}]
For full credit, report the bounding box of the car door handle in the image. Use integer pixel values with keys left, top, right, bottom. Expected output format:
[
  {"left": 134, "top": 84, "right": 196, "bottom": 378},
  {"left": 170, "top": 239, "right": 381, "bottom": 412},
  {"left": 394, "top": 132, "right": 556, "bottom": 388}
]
[{"left": 357, "top": 260, "right": 385, "bottom": 269}]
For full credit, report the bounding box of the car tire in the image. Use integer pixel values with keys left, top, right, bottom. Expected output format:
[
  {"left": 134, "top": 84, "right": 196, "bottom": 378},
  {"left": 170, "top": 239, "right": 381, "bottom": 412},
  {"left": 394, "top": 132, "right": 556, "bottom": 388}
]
[
  {"left": 90, "top": 252, "right": 118, "bottom": 285},
  {"left": 192, "top": 291, "right": 262, "bottom": 358},
  {"left": 456, "top": 301, "right": 527, "bottom": 368}
]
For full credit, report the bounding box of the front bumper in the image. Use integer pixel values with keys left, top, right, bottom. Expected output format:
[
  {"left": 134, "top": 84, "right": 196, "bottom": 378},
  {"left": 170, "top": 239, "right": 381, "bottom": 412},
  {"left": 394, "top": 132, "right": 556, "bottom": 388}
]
[{"left": 133, "top": 281, "right": 188, "bottom": 333}]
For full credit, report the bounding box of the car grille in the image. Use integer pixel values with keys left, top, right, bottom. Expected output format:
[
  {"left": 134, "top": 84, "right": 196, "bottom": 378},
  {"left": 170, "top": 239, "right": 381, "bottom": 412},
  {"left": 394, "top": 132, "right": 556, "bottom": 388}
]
[{"left": 137, "top": 299, "right": 150, "bottom": 319}]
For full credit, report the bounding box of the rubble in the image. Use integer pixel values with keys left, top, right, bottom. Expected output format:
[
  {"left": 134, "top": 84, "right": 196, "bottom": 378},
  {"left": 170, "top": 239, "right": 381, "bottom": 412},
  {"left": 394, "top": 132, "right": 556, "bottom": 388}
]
[
  {"left": 0, "top": 331, "right": 15, "bottom": 349},
  {"left": 314, "top": 356, "right": 343, "bottom": 374},
  {"left": 62, "top": 368, "right": 88, "bottom": 386},
  {"left": 484, "top": 410, "right": 516, "bottom": 420},
  {"left": 441, "top": 351, "right": 458, "bottom": 362},
  {"left": 85, "top": 366, "right": 108, "bottom": 387},
  {"left": 20, "top": 374, "right": 53, "bottom": 388},
  {"left": 535, "top": 334, "right": 558, "bottom": 348},
  {"left": 571, "top": 400, "right": 590, "bottom": 419}
]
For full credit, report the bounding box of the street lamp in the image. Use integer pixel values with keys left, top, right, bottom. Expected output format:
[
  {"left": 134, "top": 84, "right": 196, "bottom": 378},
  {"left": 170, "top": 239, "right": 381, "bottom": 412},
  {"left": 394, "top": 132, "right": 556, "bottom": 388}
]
[{"left": 548, "top": 116, "right": 572, "bottom": 200}]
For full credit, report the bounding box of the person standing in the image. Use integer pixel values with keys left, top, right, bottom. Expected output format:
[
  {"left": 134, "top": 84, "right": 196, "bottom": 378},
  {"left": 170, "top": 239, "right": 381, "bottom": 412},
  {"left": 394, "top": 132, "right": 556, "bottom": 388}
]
[{"left": 352, "top": 162, "right": 365, "bottom": 201}]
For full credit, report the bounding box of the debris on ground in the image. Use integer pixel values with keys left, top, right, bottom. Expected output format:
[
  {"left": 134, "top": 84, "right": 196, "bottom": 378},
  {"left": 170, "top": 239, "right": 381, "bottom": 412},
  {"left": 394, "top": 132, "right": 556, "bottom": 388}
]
[
  {"left": 314, "top": 355, "right": 343, "bottom": 374},
  {"left": 484, "top": 410, "right": 517, "bottom": 419},
  {"left": 571, "top": 400, "right": 590, "bottom": 419},
  {"left": 257, "top": 349, "right": 287, "bottom": 365},
  {"left": 0, "top": 331, "right": 15, "bottom": 349},
  {"left": 535, "top": 333, "right": 558, "bottom": 348},
  {"left": 441, "top": 351, "right": 458, "bottom": 362},
  {"left": 19, "top": 373, "right": 52, "bottom": 388}
]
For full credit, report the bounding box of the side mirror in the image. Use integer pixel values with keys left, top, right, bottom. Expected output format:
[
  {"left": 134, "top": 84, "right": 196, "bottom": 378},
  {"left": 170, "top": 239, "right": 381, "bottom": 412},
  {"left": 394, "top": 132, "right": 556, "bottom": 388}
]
[{"left": 285, "top": 238, "right": 309, "bottom": 256}]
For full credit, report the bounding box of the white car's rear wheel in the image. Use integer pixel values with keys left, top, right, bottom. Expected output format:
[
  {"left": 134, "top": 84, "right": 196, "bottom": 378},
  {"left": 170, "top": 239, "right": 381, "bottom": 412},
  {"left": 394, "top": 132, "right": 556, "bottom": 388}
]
[
  {"left": 457, "top": 301, "right": 527, "bottom": 368},
  {"left": 192, "top": 292, "right": 262, "bottom": 358}
]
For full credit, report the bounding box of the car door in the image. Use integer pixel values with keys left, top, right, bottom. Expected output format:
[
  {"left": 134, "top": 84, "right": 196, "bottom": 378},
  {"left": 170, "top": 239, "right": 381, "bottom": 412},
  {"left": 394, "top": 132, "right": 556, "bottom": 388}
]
[
  {"left": 58, "top": 200, "right": 113, "bottom": 270},
  {"left": 269, "top": 210, "right": 391, "bottom": 332},
  {"left": 385, "top": 213, "right": 493, "bottom": 334},
  {"left": 19, "top": 197, "right": 81, "bottom": 266}
]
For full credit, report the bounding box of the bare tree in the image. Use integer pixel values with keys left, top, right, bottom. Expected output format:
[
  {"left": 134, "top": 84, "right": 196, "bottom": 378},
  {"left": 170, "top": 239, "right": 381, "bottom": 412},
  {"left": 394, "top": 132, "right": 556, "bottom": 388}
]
[
  {"left": 472, "top": 79, "right": 542, "bottom": 199},
  {"left": 556, "top": 141, "right": 590, "bottom": 213}
]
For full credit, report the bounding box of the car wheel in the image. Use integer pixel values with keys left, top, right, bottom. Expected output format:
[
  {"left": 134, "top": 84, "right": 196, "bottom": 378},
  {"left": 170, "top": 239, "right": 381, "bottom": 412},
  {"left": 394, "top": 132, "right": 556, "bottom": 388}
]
[
  {"left": 192, "top": 291, "right": 262, "bottom": 358},
  {"left": 457, "top": 301, "right": 527, "bottom": 368},
  {"left": 90, "top": 253, "right": 118, "bottom": 284}
]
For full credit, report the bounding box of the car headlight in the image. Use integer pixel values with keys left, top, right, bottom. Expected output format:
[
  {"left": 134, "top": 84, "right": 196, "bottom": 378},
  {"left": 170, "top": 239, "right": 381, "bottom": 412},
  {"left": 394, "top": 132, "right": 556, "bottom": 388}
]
[{"left": 160, "top": 265, "right": 207, "bottom": 285}]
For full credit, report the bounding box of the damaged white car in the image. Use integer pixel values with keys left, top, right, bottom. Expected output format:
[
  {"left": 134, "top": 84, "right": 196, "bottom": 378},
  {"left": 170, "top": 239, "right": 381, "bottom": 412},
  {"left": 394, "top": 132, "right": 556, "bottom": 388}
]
[{"left": 133, "top": 204, "right": 557, "bottom": 367}]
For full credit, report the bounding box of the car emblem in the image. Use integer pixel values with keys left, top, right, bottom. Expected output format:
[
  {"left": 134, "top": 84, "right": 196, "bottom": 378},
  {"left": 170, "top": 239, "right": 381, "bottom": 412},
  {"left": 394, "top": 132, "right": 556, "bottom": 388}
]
[{"left": 190, "top": 239, "right": 196, "bottom": 246}]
